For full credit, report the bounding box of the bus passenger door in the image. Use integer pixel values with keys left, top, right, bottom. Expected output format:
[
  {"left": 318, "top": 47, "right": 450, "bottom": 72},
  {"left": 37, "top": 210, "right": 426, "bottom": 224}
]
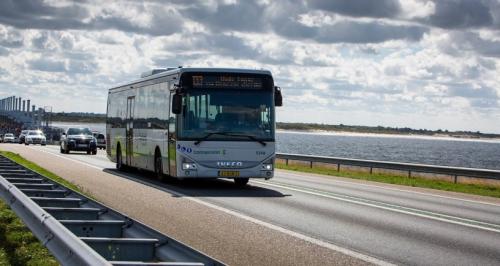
[
  {"left": 168, "top": 91, "right": 177, "bottom": 177},
  {"left": 126, "top": 96, "right": 135, "bottom": 166}
]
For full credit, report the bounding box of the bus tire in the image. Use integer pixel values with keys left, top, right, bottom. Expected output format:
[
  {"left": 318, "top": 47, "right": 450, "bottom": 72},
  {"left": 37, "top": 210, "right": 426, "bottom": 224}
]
[
  {"left": 116, "top": 145, "right": 124, "bottom": 170},
  {"left": 154, "top": 150, "right": 164, "bottom": 181},
  {"left": 234, "top": 178, "right": 249, "bottom": 186}
]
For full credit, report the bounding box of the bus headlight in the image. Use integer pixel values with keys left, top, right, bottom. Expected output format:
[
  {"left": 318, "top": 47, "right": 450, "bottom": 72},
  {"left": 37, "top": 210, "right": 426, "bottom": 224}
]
[
  {"left": 262, "top": 164, "right": 273, "bottom": 170},
  {"left": 182, "top": 163, "right": 197, "bottom": 170}
]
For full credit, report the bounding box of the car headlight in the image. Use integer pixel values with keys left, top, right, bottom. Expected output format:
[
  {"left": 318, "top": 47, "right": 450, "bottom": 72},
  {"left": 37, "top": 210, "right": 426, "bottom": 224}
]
[
  {"left": 262, "top": 164, "right": 273, "bottom": 170},
  {"left": 182, "top": 163, "right": 197, "bottom": 170}
]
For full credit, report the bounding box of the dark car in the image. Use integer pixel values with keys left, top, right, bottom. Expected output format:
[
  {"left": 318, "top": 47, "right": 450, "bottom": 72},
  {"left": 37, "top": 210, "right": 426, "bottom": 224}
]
[
  {"left": 93, "top": 132, "right": 106, "bottom": 150},
  {"left": 18, "top": 130, "right": 28, "bottom": 144},
  {"left": 60, "top": 127, "right": 97, "bottom": 155}
]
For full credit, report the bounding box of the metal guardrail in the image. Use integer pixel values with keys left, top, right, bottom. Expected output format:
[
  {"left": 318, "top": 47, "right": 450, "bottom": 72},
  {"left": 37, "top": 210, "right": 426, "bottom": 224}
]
[
  {"left": 0, "top": 155, "right": 223, "bottom": 266},
  {"left": 276, "top": 153, "right": 500, "bottom": 182}
]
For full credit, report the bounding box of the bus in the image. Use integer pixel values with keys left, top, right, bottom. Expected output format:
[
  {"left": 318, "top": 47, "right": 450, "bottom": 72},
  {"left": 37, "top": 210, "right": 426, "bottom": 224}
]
[{"left": 106, "top": 67, "right": 282, "bottom": 185}]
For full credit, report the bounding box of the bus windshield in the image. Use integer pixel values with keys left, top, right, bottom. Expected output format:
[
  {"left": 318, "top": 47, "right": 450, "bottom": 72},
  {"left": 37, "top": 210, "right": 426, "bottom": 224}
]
[{"left": 178, "top": 89, "right": 274, "bottom": 141}]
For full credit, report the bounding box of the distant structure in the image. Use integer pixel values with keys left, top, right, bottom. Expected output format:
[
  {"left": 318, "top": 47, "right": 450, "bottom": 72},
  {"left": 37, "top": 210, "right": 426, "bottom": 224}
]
[{"left": 0, "top": 95, "right": 49, "bottom": 133}]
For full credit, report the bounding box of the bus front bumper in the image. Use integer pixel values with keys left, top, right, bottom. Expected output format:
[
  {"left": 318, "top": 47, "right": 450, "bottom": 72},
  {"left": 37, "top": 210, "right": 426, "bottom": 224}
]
[{"left": 178, "top": 167, "right": 274, "bottom": 179}]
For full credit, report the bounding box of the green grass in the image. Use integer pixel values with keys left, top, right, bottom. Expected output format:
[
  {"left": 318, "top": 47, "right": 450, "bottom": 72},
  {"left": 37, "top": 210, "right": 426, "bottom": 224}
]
[
  {"left": 0, "top": 200, "right": 59, "bottom": 266},
  {"left": 0, "top": 150, "right": 89, "bottom": 265},
  {"left": 276, "top": 162, "right": 500, "bottom": 198},
  {"left": 0, "top": 151, "right": 89, "bottom": 198}
]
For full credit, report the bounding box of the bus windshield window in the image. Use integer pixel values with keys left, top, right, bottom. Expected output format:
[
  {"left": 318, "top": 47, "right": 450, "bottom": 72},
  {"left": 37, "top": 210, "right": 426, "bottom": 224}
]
[{"left": 179, "top": 89, "right": 274, "bottom": 141}]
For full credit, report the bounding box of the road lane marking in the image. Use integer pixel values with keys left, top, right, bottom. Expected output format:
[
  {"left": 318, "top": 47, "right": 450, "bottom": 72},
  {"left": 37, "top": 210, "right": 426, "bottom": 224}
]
[
  {"left": 33, "top": 145, "right": 500, "bottom": 233},
  {"left": 276, "top": 170, "right": 500, "bottom": 207},
  {"left": 277, "top": 169, "right": 500, "bottom": 207},
  {"left": 38, "top": 145, "right": 500, "bottom": 207},
  {"left": 25, "top": 146, "right": 111, "bottom": 171},
  {"left": 254, "top": 180, "right": 500, "bottom": 234},
  {"left": 25, "top": 145, "right": 500, "bottom": 233},
  {"left": 20, "top": 145, "right": 394, "bottom": 266}
]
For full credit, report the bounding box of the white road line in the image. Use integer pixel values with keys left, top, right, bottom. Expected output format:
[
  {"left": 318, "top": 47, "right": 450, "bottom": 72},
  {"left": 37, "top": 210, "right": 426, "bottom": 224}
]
[
  {"left": 254, "top": 180, "right": 500, "bottom": 234},
  {"left": 37, "top": 145, "right": 500, "bottom": 207},
  {"left": 24, "top": 146, "right": 500, "bottom": 233},
  {"left": 20, "top": 146, "right": 394, "bottom": 266},
  {"left": 276, "top": 170, "right": 500, "bottom": 207},
  {"left": 25, "top": 146, "right": 107, "bottom": 171},
  {"left": 179, "top": 192, "right": 395, "bottom": 266}
]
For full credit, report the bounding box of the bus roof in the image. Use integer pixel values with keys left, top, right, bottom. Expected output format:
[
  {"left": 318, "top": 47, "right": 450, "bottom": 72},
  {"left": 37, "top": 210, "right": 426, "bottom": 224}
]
[{"left": 109, "top": 67, "right": 273, "bottom": 92}]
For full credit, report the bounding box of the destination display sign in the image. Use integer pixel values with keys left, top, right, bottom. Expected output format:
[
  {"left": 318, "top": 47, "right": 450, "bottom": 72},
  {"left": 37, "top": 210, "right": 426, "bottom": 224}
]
[{"left": 191, "top": 75, "right": 263, "bottom": 89}]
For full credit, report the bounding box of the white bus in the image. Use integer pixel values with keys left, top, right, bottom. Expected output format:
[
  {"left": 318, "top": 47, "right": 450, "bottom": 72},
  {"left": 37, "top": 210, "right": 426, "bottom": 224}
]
[{"left": 106, "top": 67, "right": 282, "bottom": 185}]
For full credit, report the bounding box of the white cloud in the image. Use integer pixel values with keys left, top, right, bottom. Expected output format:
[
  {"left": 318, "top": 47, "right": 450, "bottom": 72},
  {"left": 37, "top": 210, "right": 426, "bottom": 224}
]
[
  {"left": 0, "top": 0, "right": 499, "bottom": 133},
  {"left": 399, "top": 0, "right": 435, "bottom": 19}
]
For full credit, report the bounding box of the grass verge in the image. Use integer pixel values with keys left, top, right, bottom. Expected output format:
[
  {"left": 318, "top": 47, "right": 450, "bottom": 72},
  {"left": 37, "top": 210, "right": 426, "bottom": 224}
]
[
  {"left": 276, "top": 163, "right": 500, "bottom": 198},
  {"left": 0, "top": 200, "right": 59, "bottom": 266},
  {"left": 0, "top": 150, "right": 88, "bottom": 265},
  {"left": 0, "top": 150, "right": 88, "bottom": 197}
]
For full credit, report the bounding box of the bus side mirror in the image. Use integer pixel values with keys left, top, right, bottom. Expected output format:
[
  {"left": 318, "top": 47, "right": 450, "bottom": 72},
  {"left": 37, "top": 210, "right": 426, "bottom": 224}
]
[
  {"left": 172, "top": 93, "right": 182, "bottom": 114},
  {"left": 274, "top": 87, "right": 283, "bottom": 107}
]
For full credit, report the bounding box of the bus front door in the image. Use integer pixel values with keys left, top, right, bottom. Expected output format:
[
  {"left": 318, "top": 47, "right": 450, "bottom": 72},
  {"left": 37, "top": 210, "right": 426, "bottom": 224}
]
[{"left": 126, "top": 96, "right": 135, "bottom": 166}]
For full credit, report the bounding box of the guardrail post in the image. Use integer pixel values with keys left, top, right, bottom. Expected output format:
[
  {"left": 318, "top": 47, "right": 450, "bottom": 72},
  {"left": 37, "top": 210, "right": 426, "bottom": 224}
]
[
  {"left": 369, "top": 167, "right": 373, "bottom": 175},
  {"left": 310, "top": 161, "right": 313, "bottom": 168},
  {"left": 454, "top": 175, "right": 458, "bottom": 184}
]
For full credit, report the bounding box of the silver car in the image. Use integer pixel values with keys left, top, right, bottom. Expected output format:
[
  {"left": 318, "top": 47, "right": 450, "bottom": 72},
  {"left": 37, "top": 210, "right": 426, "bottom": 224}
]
[
  {"left": 3, "top": 133, "right": 15, "bottom": 143},
  {"left": 25, "top": 130, "right": 47, "bottom": 146}
]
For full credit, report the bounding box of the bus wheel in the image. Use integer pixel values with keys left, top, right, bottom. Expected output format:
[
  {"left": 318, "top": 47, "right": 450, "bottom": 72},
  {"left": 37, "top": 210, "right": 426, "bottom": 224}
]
[
  {"left": 154, "top": 152, "right": 164, "bottom": 180},
  {"left": 234, "top": 178, "right": 249, "bottom": 186},
  {"left": 116, "top": 146, "right": 124, "bottom": 170}
]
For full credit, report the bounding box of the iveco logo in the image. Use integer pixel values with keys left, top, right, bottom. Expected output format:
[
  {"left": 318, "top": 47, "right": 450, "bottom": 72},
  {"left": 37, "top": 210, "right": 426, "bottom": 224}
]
[{"left": 217, "top": 161, "right": 243, "bottom": 168}]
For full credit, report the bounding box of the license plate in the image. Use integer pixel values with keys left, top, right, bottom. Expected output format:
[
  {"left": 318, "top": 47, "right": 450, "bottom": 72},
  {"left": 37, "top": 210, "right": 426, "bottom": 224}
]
[
  {"left": 78, "top": 144, "right": 87, "bottom": 148},
  {"left": 218, "top": 171, "right": 240, "bottom": 177}
]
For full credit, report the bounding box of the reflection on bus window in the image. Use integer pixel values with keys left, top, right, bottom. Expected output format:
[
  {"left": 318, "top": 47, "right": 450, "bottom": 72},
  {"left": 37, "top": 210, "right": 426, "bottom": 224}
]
[{"left": 179, "top": 89, "right": 274, "bottom": 141}]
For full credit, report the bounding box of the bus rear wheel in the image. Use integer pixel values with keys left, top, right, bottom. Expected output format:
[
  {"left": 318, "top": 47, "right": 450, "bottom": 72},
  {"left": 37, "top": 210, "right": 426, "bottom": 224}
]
[
  {"left": 116, "top": 146, "right": 124, "bottom": 170},
  {"left": 154, "top": 152, "right": 164, "bottom": 180},
  {"left": 234, "top": 178, "right": 249, "bottom": 186}
]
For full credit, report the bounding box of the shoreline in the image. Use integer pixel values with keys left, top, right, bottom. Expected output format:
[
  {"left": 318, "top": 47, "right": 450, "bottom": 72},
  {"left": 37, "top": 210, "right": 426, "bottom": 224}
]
[
  {"left": 276, "top": 129, "right": 500, "bottom": 142},
  {"left": 49, "top": 120, "right": 500, "bottom": 142}
]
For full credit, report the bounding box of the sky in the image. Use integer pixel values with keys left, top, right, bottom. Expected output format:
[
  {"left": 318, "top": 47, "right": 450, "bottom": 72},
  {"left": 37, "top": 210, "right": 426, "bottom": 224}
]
[{"left": 0, "top": 0, "right": 499, "bottom": 133}]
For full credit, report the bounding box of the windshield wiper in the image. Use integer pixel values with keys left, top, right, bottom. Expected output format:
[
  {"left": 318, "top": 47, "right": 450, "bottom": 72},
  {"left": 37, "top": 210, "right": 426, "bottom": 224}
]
[
  {"left": 235, "top": 133, "right": 267, "bottom": 147},
  {"left": 194, "top": 131, "right": 267, "bottom": 146},
  {"left": 194, "top": 132, "right": 231, "bottom": 145}
]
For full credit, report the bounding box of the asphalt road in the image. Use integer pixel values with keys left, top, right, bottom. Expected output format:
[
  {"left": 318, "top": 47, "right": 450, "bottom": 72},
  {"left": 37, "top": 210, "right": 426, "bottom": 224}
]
[{"left": 2, "top": 144, "right": 500, "bottom": 265}]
